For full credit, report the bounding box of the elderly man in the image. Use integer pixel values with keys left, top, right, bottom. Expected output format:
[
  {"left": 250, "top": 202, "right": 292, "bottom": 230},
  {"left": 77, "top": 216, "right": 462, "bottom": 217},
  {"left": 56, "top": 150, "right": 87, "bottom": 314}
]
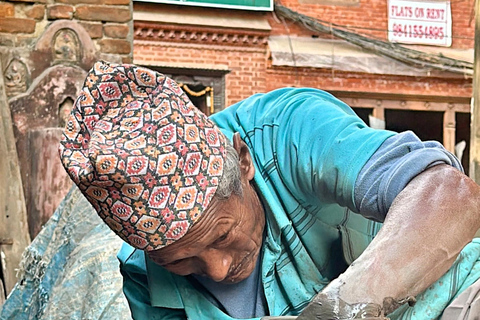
[{"left": 60, "top": 61, "right": 480, "bottom": 319}]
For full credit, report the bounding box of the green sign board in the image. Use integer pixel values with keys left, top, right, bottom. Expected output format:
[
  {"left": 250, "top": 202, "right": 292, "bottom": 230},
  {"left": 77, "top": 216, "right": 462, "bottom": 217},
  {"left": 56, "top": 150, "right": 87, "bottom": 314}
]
[{"left": 136, "top": 0, "right": 273, "bottom": 11}]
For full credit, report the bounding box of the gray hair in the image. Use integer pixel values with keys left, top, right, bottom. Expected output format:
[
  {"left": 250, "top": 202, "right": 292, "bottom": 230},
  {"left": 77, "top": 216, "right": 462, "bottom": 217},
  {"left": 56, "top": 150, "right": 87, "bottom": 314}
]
[{"left": 215, "top": 139, "right": 243, "bottom": 199}]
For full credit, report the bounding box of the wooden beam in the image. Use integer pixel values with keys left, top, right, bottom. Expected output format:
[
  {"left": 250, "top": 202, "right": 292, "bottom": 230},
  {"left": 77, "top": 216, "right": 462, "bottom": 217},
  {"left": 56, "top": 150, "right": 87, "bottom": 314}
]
[
  {"left": 0, "top": 278, "right": 5, "bottom": 306},
  {"left": 27, "top": 128, "right": 72, "bottom": 239},
  {"left": 471, "top": 0, "right": 480, "bottom": 183},
  {"left": 372, "top": 105, "right": 385, "bottom": 121},
  {"left": 0, "top": 60, "right": 31, "bottom": 295},
  {"left": 340, "top": 97, "right": 470, "bottom": 113},
  {"left": 329, "top": 90, "right": 472, "bottom": 105},
  {"left": 443, "top": 109, "right": 456, "bottom": 153}
]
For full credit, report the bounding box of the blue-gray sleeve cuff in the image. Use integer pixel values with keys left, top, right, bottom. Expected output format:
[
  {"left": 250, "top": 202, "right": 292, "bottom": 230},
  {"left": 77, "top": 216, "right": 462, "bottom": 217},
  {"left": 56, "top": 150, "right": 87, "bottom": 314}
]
[{"left": 354, "top": 131, "right": 463, "bottom": 222}]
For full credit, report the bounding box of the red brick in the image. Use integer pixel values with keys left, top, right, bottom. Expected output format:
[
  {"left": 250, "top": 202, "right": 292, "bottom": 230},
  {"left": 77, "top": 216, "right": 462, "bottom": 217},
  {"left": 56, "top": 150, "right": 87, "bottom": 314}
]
[
  {"left": 0, "top": 3, "right": 14, "bottom": 18},
  {"left": 56, "top": 0, "right": 129, "bottom": 3},
  {"left": 103, "top": 0, "right": 130, "bottom": 4},
  {"left": 99, "top": 38, "right": 131, "bottom": 54},
  {"left": 75, "top": 5, "right": 131, "bottom": 22},
  {"left": 104, "top": 24, "right": 129, "bottom": 38},
  {"left": 47, "top": 4, "right": 74, "bottom": 20},
  {"left": 79, "top": 22, "right": 103, "bottom": 39},
  {"left": 56, "top": 0, "right": 98, "bottom": 3},
  {"left": 25, "top": 5, "right": 46, "bottom": 20},
  {"left": 267, "top": 0, "right": 476, "bottom": 50},
  {"left": 122, "top": 56, "right": 133, "bottom": 64},
  {"left": 0, "top": 18, "right": 36, "bottom": 33},
  {"left": 8, "top": 0, "right": 46, "bottom": 3}
]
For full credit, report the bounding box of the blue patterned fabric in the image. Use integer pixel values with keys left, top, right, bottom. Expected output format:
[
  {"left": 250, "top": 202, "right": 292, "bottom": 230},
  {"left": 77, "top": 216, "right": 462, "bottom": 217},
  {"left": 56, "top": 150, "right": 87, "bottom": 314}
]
[{"left": 0, "top": 187, "right": 131, "bottom": 320}]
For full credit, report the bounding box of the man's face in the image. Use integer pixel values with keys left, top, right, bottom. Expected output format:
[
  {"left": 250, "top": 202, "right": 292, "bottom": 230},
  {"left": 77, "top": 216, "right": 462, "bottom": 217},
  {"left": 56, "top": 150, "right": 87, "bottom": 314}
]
[
  {"left": 147, "top": 188, "right": 265, "bottom": 284},
  {"left": 147, "top": 134, "right": 265, "bottom": 284}
]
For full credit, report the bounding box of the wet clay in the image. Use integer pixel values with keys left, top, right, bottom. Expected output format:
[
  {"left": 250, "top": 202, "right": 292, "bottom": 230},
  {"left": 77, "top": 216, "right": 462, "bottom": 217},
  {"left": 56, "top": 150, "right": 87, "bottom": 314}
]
[
  {"left": 382, "top": 296, "right": 416, "bottom": 315},
  {"left": 297, "top": 290, "right": 387, "bottom": 320},
  {"left": 296, "top": 286, "right": 417, "bottom": 319}
]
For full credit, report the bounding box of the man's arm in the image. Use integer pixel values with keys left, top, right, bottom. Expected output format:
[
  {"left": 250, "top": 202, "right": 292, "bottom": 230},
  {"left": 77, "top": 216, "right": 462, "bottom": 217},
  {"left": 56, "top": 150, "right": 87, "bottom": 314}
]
[{"left": 302, "top": 164, "right": 480, "bottom": 317}]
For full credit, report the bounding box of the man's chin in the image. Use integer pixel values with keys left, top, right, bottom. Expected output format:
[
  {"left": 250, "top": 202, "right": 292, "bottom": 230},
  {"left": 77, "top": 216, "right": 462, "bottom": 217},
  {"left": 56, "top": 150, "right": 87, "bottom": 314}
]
[
  {"left": 221, "top": 275, "right": 249, "bottom": 284},
  {"left": 222, "top": 263, "right": 255, "bottom": 284}
]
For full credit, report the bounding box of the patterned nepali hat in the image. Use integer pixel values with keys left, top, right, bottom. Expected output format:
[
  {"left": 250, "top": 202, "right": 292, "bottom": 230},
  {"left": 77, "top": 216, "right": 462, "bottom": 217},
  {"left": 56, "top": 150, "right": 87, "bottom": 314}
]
[{"left": 59, "top": 60, "right": 227, "bottom": 250}]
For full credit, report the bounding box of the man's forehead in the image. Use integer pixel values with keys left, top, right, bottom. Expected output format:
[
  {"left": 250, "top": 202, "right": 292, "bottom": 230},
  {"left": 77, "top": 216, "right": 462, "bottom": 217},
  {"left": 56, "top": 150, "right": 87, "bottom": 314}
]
[{"left": 147, "top": 201, "right": 233, "bottom": 258}]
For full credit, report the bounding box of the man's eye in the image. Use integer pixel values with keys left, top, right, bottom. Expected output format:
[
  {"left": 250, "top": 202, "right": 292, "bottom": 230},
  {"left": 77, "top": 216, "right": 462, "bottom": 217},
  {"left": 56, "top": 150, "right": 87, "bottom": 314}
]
[
  {"left": 166, "top": 259, "right": 185, "bottom": 266},
  {"left": 214, "top": 232, "right": 230, "bottom": 245}
]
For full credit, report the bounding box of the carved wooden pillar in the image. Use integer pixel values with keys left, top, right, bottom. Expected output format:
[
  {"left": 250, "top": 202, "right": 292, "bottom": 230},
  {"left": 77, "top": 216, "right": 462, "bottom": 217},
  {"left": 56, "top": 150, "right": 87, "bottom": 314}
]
[
  {"left": 0, "top": 60, "right": 31, "bottom": 295},
  {"left": 444, "top": 109, "right": 456, "bottom": 154},
  {"left": 0, "top": 277, "right": 5, "bottom": 306},
  {"left": 6, "top": 20, "right": 100, "bottom": 240}
]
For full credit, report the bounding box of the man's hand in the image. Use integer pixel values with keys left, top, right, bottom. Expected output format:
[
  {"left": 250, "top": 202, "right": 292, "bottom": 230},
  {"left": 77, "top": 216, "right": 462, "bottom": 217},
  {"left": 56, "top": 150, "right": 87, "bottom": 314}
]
[{"left": 297, "top": 279, "right": 388, "bottom": 320}]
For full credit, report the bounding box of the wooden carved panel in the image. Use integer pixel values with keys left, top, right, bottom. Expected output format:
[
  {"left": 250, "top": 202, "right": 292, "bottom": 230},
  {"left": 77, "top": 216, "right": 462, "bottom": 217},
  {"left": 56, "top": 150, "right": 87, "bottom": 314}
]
[
  {"left": 4, "top": 58, "right": 28, "bottom": 99},
  {"left": 27, "top": 128, "right": 73, "bottom": 238},
  {"left": 9, "top": 65, "right": 86, "bottom": 239},
  {"left": 5, "top": 19, "right": 101, "bottom": 240},
  {"left": 30, "top": 20, "right": 96, "bottom": 80},
  {"left": 0, "top": 278, "right": 5, "bottom": 306},
  {"left": 53, "top": 29, "right": 80, "bottom": 64}
]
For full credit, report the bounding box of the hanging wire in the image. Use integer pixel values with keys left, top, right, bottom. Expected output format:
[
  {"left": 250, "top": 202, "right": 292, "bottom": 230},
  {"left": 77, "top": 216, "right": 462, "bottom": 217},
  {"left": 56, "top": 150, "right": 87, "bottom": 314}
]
[
  {"left": 274, "top": 3, "right": 473, "bottom": 76},
  {"left": 274, "top": 0, "right": 475, "bottom": 41}
]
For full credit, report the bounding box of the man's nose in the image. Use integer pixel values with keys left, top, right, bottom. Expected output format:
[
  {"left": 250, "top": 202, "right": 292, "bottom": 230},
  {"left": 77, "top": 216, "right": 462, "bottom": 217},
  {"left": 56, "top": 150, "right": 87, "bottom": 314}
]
[{"left": 198, "top": 249, "right": 232, "bottom": 282}]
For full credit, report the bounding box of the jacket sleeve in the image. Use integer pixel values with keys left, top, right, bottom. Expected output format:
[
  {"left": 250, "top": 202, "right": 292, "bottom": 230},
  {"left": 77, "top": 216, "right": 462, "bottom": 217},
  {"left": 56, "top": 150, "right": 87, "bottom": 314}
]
[
  {"left": 272, "top": 89, "right": 395, "bottom": 211},
  {"left": 354, "top": 131, "right": 463, "bottom": 222},
  {"left": 211, "top": 87, "right": 394, "bottom": 212}
]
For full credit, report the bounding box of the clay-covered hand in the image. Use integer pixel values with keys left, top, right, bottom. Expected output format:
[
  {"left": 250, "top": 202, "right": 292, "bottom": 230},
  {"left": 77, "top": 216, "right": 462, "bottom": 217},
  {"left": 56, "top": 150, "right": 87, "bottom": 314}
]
[{"left": 296, "top": 290, "right": 388, "bottom": 320}]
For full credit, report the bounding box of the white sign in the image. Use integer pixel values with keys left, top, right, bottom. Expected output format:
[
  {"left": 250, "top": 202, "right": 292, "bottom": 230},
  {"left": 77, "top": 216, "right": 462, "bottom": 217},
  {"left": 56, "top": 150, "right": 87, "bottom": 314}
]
[{"left": 388, "top": 0, "right": 452, "bottom": 47}]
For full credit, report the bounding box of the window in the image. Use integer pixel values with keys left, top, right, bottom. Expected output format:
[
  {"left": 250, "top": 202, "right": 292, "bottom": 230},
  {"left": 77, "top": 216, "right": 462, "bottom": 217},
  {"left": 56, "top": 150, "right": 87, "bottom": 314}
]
[{"left": 144, "top": 65, "right": 229, "bottom": 115}]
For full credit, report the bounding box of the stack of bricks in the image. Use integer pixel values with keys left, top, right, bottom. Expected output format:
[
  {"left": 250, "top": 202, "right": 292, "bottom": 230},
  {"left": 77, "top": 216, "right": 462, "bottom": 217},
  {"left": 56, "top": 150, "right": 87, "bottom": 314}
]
[{"left": 0, "top": 0, "right": 133, "bottom": 62}]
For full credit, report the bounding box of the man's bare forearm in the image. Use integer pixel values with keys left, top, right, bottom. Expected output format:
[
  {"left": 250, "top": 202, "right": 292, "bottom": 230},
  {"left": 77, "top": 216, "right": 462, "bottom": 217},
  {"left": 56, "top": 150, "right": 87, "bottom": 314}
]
[{"left": 332, "top": 164, "right": 480, "bottom": 312}]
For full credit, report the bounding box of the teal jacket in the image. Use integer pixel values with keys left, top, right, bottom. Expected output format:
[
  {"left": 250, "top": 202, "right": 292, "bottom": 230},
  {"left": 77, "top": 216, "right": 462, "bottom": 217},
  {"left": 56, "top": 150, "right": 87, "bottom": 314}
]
[{"left": 118, "top": 88, "right": 395, "bottom": 319}]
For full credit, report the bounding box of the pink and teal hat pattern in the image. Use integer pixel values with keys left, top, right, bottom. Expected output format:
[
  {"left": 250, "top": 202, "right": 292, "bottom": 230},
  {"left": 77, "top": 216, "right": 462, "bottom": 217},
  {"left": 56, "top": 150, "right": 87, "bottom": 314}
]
[{"left": 59, "top": 61, "right": 227, "bottom": 250}]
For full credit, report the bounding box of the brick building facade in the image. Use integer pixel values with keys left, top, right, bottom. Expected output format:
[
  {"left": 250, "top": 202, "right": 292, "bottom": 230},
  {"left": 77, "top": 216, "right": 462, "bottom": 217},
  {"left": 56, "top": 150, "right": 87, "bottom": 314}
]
[{"left": 133, "top": 0, "right": 474, "bottom": 172}]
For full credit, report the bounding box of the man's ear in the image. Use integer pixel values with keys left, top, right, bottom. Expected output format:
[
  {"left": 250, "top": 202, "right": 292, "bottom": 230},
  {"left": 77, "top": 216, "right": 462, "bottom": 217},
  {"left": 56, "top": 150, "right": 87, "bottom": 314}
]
[{"left": 232, "top": 132, "right": 255, "bottom": 181}]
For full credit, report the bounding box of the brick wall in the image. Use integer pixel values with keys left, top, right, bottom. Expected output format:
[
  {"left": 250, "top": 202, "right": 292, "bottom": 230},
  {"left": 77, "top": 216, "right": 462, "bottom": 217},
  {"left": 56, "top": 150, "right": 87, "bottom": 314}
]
[
  {"left": 134, "top": 40, "right": 472, "bottom": 106},
  {"left": 134, "top": 42, "right": 268, "bottom": 106},
  {"left": 270, "top": 0, "right": 474, "bottom": 49},
  {"left": 264, "top": 0, "right": 473, "bottom": 99},
  {"left": 451, "top": 0, "right": 476, "bottom": 49},
  {"left": 133, "top": 0, "right": 473, "bottom": 107},
  {"left": 266, "top": 67, "right": 472, "bottom": 98},
  {"left": 270, "top": 0, "right": 388, "bottom": 40},
  {"left": 0, "top": 0, "right": 133, "bottom": 61}
]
